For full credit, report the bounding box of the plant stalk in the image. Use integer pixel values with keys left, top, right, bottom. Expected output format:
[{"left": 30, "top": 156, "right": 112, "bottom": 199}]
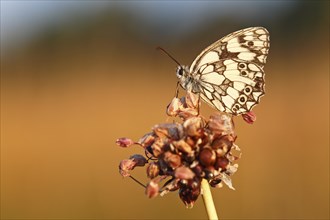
[{"left": 201, "top": 178, "right": 219, "bottom": 220}]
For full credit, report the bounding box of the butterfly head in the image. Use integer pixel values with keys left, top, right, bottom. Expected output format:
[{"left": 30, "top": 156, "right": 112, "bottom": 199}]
[{"left": 176, "top": 66, "right": 190, "bottom": 89}]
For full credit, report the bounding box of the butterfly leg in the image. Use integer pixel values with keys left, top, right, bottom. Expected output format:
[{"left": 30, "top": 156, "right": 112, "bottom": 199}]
[
  {"left": 175, "top": 81, "right": 180, "bottom": 98},
  {"left": 197, "top": 92, "right": 201, "bottom": 115}
]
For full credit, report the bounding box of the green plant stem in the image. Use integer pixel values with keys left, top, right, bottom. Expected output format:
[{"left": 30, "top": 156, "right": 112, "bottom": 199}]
[{"left": 201, "top": 178, "right": 219, "bottom": 220}]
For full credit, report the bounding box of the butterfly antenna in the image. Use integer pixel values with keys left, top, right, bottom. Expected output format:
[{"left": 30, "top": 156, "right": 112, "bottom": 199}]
[
  {"left": 157, "top": 47, "right": 182, "bottom": 98},
  {"left": 156, "top": 47, "right": 182, "bottom": 66}
]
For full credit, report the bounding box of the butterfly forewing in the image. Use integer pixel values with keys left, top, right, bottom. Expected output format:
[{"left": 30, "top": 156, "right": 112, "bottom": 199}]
[
  {"left": 190, "top": 27, "right": 270, "bottom": 72},
  {"left": 187, "top": 27, "right": 269, "bottom": 115}
]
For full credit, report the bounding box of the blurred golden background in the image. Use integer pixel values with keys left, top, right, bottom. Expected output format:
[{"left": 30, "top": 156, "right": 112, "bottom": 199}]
[{"left": 1, "top": 1, "right": 329, "bottom": 219}]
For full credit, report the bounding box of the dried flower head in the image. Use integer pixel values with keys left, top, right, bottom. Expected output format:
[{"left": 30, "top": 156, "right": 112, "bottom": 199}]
[{"left": 117, "top": 92, "right": 242, "bottom": 207}]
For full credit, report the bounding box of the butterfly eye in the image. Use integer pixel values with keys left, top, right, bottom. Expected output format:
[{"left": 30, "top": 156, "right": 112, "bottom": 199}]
[{"left": 176, "top": 67, "right": 184, "bottom": 78}]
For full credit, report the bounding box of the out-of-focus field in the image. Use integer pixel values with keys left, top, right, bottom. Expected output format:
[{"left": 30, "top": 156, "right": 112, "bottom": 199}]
[{"left": 1, "top": 2, "right": 329, "bottom": 219}]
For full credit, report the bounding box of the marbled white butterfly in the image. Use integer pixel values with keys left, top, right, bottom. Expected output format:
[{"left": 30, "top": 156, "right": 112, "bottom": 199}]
[{"left": 175, "top": 27, "right": 270, "bottom": 115}]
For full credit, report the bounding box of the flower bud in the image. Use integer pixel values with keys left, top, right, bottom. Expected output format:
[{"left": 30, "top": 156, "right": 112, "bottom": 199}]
[
  {"left": 153, "top": 123, "right": 183, "bottom": 140},
  {"left": 199, "top": 147, "right": 216, "bottom": 167},
  {"left": 184, "top": 91, "right": 199, "bottom": 108},
  {"left": 191, "top": 164, "right": 203, "bottom": 177},
  {"left": 116, "top": 137, "right": 135, "bottom": 148},
  {"left": 214, "top": 156, "right": 229, "bottom": 170},
  {"left": 208, "top": 113, "right": 234, "bottom": 135},
  {"left": 129, "top": 154, "right": 148, "bottom": 167},
  {"left": 119, "top": 159, "right": 136, "bottom": 177},
  {"left": 146, "top": 162, "right": 160, "bottom": 179},
  {"left": 172, "top": 139, "right": 192, "bottom": 154},
  {"left": 166, "top": 97, "right": 183, "bottom": 116},
  {"left": 146, "top": 179, "right": 159, "bottom": 198},
  {"left": 204, "top": 166, "right": 216, "bottom": 179},
  {"left": 138, "top": 132, "right": 155, "bottom": 148},
  {"left": 183, "top": 117, "right": 203, "bottom": 136},
  {"left": 242, "top": 111, "right": 257, "bottom": 124},
  {"left": 211, "top": 135, "right": 234, "bottom": 154},
  {"left": 175, "top": 166, "right": 195, "bottom": 180},
  {"left": 163, "top": 151, "right": 181, "bottom": 169},
  {"left": 150, "top": 138, "right": 165, "bottom": 157},
  {"left": 178, "top": 108, "right": 198, "bottom": 119},
  {"left": 179, "top": 185, "right": 201, "bottom": 208}
]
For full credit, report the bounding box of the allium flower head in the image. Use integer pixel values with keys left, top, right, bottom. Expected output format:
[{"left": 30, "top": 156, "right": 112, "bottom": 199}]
[{"left": 117, "top": 92, "right": 241, "bottom": 207}]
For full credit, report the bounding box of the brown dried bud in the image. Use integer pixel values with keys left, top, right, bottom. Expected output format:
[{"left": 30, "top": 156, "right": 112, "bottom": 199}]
[
  {"left": 160, "top": 179, "right": 180, "bottom": 196},
  {"left": 208, "top": 113, "right": 234, "bottom": 136},
  {"left": 129, "top": 154, "right": 148, "bottom": 167},
  {"left": 183, "top": 117, "right": 203, "bottom": 136},
  {"left": 174, "top": 166, "right": 195, "bottom": 180},
  {"left": 198, "top": 132, "right": 209, "bottom": 147},
  {"left": 153, "top": 123, "right": 183, "bottom": 140},
  {"left": 191, "top": 164, "right": 203, "bottom": 177},
  {"left": 214, "top": 156, "right": 229, "bottom": 170},
  {"left": 242, "top": 111, "right": 257, "bottom": 124},
  {"left": 163, "top": 151, "right": 181, "bottom": 169},
  {"left": 146, "top": 162, "right": 160, "bottom": 179},
  {"left": 185, "top": 136, "right": 196, "bottom": 147},
  {"left": 116, "top": 137, "right": 135, "bottom": 148},
  {"left": 172, "top": 139, "right": 192, "bottom": 154},
  {"left": 119, "top": 159, "right": 136, "bottom": 177},
  {"left": 150, "top": 138, "right": 165, "bottom": 157},
  {"left": 178, "top": 108, "right": 198, "bottom": 120},
  {"left": 209, "top": 177, "right": 222, "bottom": 188},
  {"left": 226, "top": 144, "right": 241, "bottom": 162},
  {"left": 167, "top": 97, "right": 183, "bottom": 116},
  {"left": 184, "top": 91, "right": 199, "bottom": 109},
  {"left": 211, "top": 135, "right": 235, "bottom": 155},
  {"left": 199, "top": 147, "right": 216, "bottom": 167},
  {"left": 138, "top": 132, "right": 155, "bottom": 148},
  {"left": 146, "top": 179, "right": 159, "bottom": 198},
  {"left": 179, "top": 185, "right": 201, "bottom": 208},
  {"left": 204, "top": 166, "right": 216, "bottom": 179}
]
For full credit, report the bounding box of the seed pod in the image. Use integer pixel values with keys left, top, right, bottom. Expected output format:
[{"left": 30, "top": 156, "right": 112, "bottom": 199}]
[
  {"left": 146, "top": 179, "right": 160, "bottom": 198},
  {"left": 184, "top": 91, "right": 199, "bottom": 109},
  {"left": 146, "top": 162, "right": 160, "bottom": 179},
  {"left": 167, "top": 97, "right": 183, "bottom": 116},
  {"left": 138, "top": 132, "right": 156, "bottom": 148},
  {"left": 214, "top": 156, "right": 229, "bottom": 170},
  {"left": 199, "top": 147, "right": 216, "bottom": 167},
  {"left": 175, "top": 166, "right": 195, "bottom": 180},
  {"left": 153, "top": 123, "right": 183, "bottom": 140},
  {"left": 116, "top": 137, "right": 135, "bottom": 148},
  {"left": 163, "top": 151, "right": 182, "bottom": 169},
  {"left": 150, "top": 138, "right": 165, "bottom": 157},
  {"left": 208, "top": 113, "right": 234, "bottom": 136},
  {"left": 179, "top": 183, "right": 201, "bottom": 208},
  {"left": 212, "top": 135, "right": 235, "bottom": 157},
  {"left": 179, "top": 109, "right": 198, "bottom": 119},
  {"left": 183, "top": 117, "right": 203, "bottom": 136},
  {"left": 118, "top": 159, "right": 136, "bottom": 177},
  {"left": 172, "top": 139, "right": 192, "bottom": 154}
]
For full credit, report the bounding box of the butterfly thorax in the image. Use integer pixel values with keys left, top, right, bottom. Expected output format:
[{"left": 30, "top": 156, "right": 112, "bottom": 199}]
[{"left": 176, "top": 66, "right": 200, "bottom": 93}]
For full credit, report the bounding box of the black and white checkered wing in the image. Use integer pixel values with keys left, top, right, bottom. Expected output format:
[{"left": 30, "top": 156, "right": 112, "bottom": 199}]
[{"left": 190, "top": 27, "right": 270, "bottom": 115}]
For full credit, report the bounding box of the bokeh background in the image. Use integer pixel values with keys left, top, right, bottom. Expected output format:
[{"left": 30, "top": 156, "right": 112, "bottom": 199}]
[{"left": 1, "top": 1, "right": 329, "bottom": 220}]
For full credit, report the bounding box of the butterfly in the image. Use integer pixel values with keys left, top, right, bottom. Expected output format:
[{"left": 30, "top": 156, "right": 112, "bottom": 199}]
[{"left": 175, "top": 27, "right": 270, "bottom": 115}]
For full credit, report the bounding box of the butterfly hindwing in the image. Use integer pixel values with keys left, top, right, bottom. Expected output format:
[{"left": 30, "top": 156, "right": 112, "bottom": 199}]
[{"left": 197, "top": 59, "right": 265, "bottom": 114}]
